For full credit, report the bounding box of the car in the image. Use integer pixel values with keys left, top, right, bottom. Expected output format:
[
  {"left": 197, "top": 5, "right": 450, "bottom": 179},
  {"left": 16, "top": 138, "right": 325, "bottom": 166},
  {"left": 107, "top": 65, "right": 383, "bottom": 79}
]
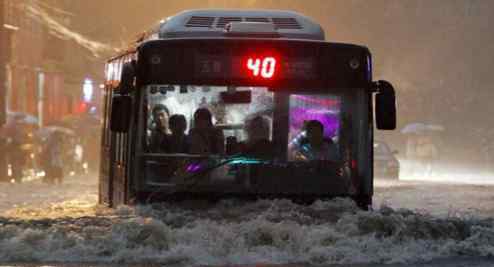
[{"left": 374, "top": 141, "right": 400, "bottom": 179}]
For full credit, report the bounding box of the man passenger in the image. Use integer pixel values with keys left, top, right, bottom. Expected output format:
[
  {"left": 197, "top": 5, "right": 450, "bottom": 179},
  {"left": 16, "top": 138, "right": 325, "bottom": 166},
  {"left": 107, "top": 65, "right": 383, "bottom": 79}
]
[
  {"left": 149, "top": 104, "right": 170, "bottom": 153},
  {"left": 241, "top": 115, "right": 273, "bottom": 158},
  {"left": 168, "top": 114, "right": 189, "bottom": 153},
  {"left": 294, "top": 120, "right": 338, "bottom": 161},
  {"left": 189, "top": 108, "right": 225, "bottom": 154}
]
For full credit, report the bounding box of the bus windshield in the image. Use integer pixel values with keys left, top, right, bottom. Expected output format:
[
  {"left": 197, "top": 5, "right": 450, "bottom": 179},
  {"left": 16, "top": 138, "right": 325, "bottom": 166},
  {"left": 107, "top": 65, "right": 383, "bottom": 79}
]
[{"left": 140, "top": 85, "right": 356, "bottom": 192}]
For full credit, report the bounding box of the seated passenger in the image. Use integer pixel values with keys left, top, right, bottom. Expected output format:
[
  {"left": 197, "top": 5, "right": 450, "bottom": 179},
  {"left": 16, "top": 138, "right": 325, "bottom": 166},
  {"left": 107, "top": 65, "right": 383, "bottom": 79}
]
[
  {"left": 294, "top": 120, "right": 338, "bottom": 161},
  {"left": 168, "top": 114, "right": 189, "bottom": 153},
  {"left": 240, "top": 115, "right": 273, "bottom": 158},
  {"left": 148, "top": 104, "right": 170, "bottom": 153},
  {"left": 189, "top": 108, "right": 225, "bottom": 154}
]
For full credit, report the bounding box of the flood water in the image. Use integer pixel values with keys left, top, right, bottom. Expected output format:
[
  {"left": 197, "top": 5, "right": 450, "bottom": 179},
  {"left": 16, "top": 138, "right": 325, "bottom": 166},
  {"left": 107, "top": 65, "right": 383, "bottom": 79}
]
[{"left": 1, "top": 172, "right": 494, "bottom": 266}]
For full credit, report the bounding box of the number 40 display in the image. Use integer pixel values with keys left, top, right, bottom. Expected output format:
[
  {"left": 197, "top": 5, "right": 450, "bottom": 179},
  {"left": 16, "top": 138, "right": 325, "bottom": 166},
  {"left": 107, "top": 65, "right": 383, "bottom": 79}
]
[{"left": 246, "top": 57, "right": 277, "bottom": 79}]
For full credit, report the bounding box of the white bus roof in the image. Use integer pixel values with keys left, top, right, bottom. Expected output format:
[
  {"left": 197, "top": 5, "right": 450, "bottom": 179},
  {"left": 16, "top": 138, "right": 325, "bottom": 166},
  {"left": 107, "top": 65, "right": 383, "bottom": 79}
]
[{"left": 157, "top": 9, "right": 325, "bottom": 41}]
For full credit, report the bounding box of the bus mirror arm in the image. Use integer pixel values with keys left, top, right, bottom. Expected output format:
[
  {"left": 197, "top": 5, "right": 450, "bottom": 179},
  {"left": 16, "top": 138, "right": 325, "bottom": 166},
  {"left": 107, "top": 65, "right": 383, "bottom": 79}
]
[{"left": 373, "top": 80, "right": 397, "bottom": 130}]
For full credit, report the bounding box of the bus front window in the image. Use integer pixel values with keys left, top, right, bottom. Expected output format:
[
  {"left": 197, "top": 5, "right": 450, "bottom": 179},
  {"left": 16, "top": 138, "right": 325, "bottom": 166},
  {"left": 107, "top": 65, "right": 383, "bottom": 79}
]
[{"left": 141, "top": 85, "right": 355, "bottom": 195}]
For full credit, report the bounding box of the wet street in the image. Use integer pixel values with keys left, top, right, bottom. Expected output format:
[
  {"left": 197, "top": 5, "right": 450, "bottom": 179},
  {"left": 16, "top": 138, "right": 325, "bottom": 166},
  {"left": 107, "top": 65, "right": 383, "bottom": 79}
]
[{"left": 2, "top": 173, "right": 494, "bottom": 219}]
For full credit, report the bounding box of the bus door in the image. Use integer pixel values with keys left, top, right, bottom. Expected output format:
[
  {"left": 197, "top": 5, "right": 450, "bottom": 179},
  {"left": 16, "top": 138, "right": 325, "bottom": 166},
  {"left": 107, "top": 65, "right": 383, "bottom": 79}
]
[
  {"left": 110, "top": 124, "right": 129, "bottom": 206},
  {"left": 101, "top": 58, "right": 132, "bottom": 207},
  {"left": 99, "top": 85, "right": 112, "bottom": 205}
]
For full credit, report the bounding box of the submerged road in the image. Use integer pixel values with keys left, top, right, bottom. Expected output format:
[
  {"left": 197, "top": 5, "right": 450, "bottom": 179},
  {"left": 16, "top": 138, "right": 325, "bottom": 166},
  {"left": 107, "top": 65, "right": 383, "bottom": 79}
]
[
  {"left": 1, "top": 174, "right": 494, "bottom": 266},
  {"left": 1, "top": 258, "right": 494, "bottom": 267}
]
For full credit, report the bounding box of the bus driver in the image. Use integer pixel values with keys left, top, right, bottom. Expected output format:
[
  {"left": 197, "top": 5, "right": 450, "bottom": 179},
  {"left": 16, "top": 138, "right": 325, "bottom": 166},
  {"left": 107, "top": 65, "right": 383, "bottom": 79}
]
[{"left": 293, "top": 120, "right": 338, "bottom": 161}]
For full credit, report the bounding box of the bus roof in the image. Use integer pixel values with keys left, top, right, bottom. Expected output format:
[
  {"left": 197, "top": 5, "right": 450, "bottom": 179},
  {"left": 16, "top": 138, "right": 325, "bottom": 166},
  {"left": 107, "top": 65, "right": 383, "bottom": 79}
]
[{"left": 157, "top": 9, "right": 325, "bottom": 41}]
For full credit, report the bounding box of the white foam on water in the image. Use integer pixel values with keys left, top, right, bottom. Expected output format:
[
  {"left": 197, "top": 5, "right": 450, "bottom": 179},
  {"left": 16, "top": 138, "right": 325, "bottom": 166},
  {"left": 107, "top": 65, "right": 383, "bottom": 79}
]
[
  {"left": 1, "top": 197, "right": 494, "bottom": 265},
  {"left": 2, "top": 174, "right": 494, "bottom": 265}
]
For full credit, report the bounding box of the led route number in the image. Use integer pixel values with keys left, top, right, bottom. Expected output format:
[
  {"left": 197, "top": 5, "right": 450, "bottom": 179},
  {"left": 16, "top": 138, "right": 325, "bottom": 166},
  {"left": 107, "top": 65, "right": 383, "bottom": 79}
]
[{"left": 246, "top": 57, "right": 277, "bottom": 79}]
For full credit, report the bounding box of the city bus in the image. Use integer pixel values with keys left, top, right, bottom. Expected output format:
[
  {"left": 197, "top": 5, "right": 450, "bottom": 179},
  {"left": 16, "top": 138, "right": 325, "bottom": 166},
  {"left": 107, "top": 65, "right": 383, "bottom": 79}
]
[{"left": 99, "top": 9, "right": 397, "bottom": 209}]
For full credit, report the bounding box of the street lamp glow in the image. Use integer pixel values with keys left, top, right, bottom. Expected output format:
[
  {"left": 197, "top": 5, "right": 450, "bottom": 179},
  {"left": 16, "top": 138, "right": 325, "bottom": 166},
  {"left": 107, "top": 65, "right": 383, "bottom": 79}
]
[{"left": 83, "top": 78, "right": 93, "bottom": 102}]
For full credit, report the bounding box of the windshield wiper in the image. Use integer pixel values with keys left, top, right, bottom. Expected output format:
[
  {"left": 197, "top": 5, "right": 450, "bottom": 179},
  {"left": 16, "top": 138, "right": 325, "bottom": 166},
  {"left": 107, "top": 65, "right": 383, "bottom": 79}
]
[{"left": 180, "top": 153, "right": 268, "bottom": 188}]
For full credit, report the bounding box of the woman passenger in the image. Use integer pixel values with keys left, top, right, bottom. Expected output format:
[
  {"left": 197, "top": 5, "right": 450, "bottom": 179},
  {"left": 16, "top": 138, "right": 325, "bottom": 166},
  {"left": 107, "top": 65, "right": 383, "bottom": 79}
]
[{"left": 189, "top": 108, "right": 225, "bottom": 154}]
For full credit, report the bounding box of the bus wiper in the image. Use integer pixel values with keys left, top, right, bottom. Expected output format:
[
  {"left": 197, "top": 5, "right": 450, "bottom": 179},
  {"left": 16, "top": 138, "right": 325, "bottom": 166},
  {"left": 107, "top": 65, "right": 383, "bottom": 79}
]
[{"left": 181, "top": 154, "right": 267, "bottom": 188}]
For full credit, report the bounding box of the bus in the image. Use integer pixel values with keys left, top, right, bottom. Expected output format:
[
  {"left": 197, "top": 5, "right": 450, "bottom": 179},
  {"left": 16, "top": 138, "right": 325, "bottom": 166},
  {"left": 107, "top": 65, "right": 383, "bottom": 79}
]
[{"left": 100, "top": 9, "right": 397, "bottom": 210}]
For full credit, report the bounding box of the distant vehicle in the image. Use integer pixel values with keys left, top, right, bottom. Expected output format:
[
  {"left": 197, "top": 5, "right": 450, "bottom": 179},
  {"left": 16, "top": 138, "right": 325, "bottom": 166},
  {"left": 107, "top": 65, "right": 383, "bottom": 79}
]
[
  {"left": 99, "top": 9, "right": 397, "bottom": 210},
  {"left": 374, "top": 141, "right": 400, "bottom": 179}
]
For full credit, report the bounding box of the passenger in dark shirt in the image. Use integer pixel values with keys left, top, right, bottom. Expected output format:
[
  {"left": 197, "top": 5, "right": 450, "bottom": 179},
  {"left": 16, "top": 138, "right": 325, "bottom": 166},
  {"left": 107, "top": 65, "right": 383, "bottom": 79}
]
[
  {"left": 294, "top": 120, "right": 338, "bottom": 161},
  {"left": 241, "top": 115, "right": 273, "bottom": 158},
  {"left": 189, "top": 108, "right": 225, "bottom": 154},
  {"left": 168, "top": 114, "right": 189, "bottom": 153},
  {"left": 149, "top": 104, "right": 170, "bottom": 153}
]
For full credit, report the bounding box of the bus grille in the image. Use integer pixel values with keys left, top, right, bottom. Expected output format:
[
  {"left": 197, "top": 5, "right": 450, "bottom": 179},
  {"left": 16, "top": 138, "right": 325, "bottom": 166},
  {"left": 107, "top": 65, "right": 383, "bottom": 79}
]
[
  {"left": 185, "top": 16, "right": 215, "bottom": 28},
  {"left": 245, "top": 17, "right": 270, "bottom": 23},
  {"left": 216, "top": 17, "right": 243, "bottom": 28},
  {"left": 184, "top": 16, "right": 303, "bottom": 30},
  {"left": 272, "top": 17, "right": 303, "bottom": 29}
]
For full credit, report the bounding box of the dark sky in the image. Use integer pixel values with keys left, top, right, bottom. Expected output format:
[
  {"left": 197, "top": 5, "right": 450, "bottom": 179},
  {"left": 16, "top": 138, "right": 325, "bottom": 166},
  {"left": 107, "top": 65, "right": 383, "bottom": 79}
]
[{"left": 69, "top": 0, "right": 493, "bottom": 87}]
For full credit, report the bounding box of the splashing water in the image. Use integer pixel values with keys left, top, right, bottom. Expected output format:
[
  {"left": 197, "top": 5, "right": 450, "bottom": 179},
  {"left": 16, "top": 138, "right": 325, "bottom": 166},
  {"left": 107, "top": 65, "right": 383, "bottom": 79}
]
[
  {"left": 1, "top": 173, "right": 494, "bottom": 265},
  {"left": 1, "top": 196, "right": 494, "bottom": 265}
]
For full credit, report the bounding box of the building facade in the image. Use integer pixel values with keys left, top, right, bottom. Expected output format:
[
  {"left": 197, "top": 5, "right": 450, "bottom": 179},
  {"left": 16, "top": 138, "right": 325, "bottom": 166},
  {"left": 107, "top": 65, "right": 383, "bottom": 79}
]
[{"left": 3, "top": 0, "right": 102, "bottom": 127}]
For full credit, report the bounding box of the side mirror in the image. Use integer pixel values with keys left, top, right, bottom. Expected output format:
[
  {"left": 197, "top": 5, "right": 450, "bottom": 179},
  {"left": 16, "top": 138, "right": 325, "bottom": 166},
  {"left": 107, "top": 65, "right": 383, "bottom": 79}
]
[
  {"left": 110, "top": 95, "right": 132, "bottom": 132},
  {"left": 375, "top": 80, "right": 397, "bottom": 130},
  {"left": 119, "top": 62, "right": 136, "bottom": 94}
]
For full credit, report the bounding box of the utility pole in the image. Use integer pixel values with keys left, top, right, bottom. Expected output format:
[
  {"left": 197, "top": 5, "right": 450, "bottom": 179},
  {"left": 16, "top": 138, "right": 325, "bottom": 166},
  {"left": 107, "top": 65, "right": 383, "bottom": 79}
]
[
  {"left": 0, "top": 0, "right": 7, "bottom": 181},
  {"left": 0, "top": 0, "right": 6, "bottom": 125}
]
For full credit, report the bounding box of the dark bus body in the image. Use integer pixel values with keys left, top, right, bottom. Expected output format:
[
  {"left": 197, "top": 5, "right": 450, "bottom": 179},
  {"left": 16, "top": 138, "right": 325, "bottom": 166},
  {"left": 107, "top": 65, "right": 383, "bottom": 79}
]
[{"left": 99, "top": 10, "right": 396, "bottom": 209}]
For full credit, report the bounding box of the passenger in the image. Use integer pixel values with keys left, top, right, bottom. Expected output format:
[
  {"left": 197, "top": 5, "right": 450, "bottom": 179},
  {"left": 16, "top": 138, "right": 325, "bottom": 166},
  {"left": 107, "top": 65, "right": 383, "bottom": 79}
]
[
  {"left": 149, "top": 104, "right": 170, "bottom": 153},
  {"left": 189, "top": 108, "right": 225, "bottom": 154},
  {"left": 240, "top": 115, "right": 273, "bottom": 158},
  {"left": 294, "top": 120, "right": 338, "bottom": 161},
  {"left": 168, "top": 114, "right": 189, "bottom": 153}
]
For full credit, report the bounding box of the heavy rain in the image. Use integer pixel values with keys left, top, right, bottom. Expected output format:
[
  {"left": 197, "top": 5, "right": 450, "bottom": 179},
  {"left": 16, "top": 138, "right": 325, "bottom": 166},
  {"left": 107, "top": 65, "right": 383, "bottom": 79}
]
[{"left": 0, "top": 1, "right": 493, "bottom": 266}]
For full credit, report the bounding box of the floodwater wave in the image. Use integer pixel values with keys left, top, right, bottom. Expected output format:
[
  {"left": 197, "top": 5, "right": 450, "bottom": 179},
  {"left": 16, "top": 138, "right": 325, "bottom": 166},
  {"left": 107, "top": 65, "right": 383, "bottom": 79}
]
[{"left": 1, "top": 198, "right": 494, "bottom": 265}]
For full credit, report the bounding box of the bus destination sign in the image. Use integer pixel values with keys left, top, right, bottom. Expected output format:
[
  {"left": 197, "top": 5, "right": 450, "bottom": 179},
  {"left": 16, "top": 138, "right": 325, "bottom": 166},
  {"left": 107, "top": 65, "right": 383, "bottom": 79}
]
[{"left": 195, "top": 54, "right": 317, "bottom": 81}]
